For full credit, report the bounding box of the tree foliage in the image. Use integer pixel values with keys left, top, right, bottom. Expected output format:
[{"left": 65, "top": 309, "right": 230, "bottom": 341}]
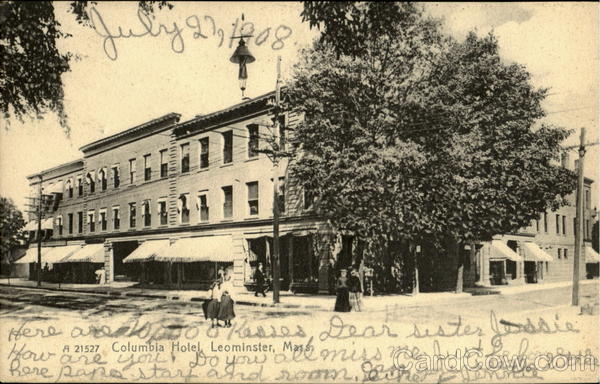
[
  {"left": 291, "top": 2, "right": 577, "bottom": 291},
  {"left": 0, "top": 197, "right": 25, "bottom": 258},
  {"left": 0, "top": 1, "right": 172, "bottom": 134}
]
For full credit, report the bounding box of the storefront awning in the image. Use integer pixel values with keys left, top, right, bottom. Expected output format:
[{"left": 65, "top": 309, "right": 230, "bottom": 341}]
[
  {"left": 41, "top": 218, "right": 54, "bottom": 230},
  {"left": 522, "top": 242, "right": 553, "bottom": 262},
  {"left": 44, "top": 245, "right": 83, "bottom": 264},
  {"left": 490, "top": 240, "right": 523, "bottom": 262},
  {"left": 155, "top": 236, "right": 233, "bottom": 263},
  {"left": 14, "top": 247, "right": 52, "bottom": 264},
  {"left": 23, "top": 221, "right": 39, "bottom": 231},
  {"left": 66, "top": 244, "right": 105, "bottom": 263},
  {"left": 586, "top": 246, "right": 600, "bottom": 263},
  {"left": 123, "top": 240, "right": 170, "bottom": 263}
]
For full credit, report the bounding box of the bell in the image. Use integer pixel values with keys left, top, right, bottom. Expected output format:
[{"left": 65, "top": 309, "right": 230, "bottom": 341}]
[{"left": 229, "top": 39, "right": 256, "bottom": 65}]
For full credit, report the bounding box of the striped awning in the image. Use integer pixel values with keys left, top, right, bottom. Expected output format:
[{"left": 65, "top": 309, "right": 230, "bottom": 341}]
[
  {"left": 522, "top": 242, "right": 553, "bottom": 262},
  {"left": 490, "top": 240, "right": 523, "bottom": 262},
  {"left": 44, "top": 245, "right": 83, "bottom": 264},
  {"left": 14, "top": 247, "right": 52, "bottom": 264},
  {"left": 41, "top": 218, "right": 54, "bottom": 230},
  {"left": 23, "top": 221, "right": 39, "bottom": 231},
  {"left": 123, "top": 240, "right": 170, "bottom": 263},
  {"left": 155, "top": 236, "right": 233, "bottom": 263},
  {"left": 66, "top": 244, "right": 105, "bottom": 263},
  {"left": 586, "top": 246, "right": 600, "bottom": 263}
]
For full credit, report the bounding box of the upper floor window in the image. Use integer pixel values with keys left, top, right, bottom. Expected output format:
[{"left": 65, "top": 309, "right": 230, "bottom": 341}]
[
  {"left": 86, "top": 171, "right": 95, "bottom": 194},
  {"left": 77, "top": 211, "right": 83, "bottom": 233},
  {"left": 304, "top": 188, "right": 315, "bottom": 210},
  {"left": 222, "top": 186, "right": 233, "bottom": 219},
  {"left": 142, "top": 200, "right": 151, "bottom": 226},
  {"left": 555, "top": 214, "right": 560, "bottom": 234},
  {"left": 178, "top": 194, "right": 190, "bottom": 223},
  {"left": 113, "top": 206, "right": 120, "bottom": 230},
  {"left": 158, "top": 200, "right": 168, "bottom": 225},
  {"left": 129, "top": 159, "right": 136, "bottom": 184},
  {"left": 247, "top": 124, "right": 259, "bottom": 158},
  {"left": 67, "top": 213, "right": 73, "bottom": 234},
  {"left": 198, "top": 193, "right": 209, "bottom": 222},
  {"left": 247, "top": 181, "right": 259, "bottom": 215},
  {"left": 56, "top": 216, "right": 63, "bottom": 236},
  {"left": 77, "top": 176, "right": 83, "bottom": 196},
  {"left": 200, "top": 138, "right": 209, "bottom": 169},
  {"left": 143, "top": 154, "right": 151, "bottom": 181},
  {"left": 100, "top": 209, "right": 107, "bottom": 231},
  {"left": 129, "top": 203, "right": 136, "bottom": 228},
  {"left": 562, "top": 215, "right": 566, "bottom": 235},
  {"left": 66, "top": 179, "right": 73, "bottom": 198},
  {"left": 88, "top": 210, "right": 95, "bottom": 233},
  {"left": 99, "top": 168, "right": 107, "bottom": 191},
  {"left": 160, "top": 149, "right": 168, "bottom": 178},
  {"left": 181, "top": 143, "right": 190, "bottom": 173},
  {"left": 543, "top": 213, "right": 548, "bottom": 233},
  {"left": 222, "top": 131, "right": 233, "bottom": 164},
  {"left": 112, "top": 166, "right": 120, "bottom": 188}
]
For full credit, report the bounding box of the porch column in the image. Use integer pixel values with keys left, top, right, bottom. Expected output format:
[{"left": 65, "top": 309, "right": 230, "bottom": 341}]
[
  {"left": 288, "top": 235, "right": 294, "bottom": 290},
  {"left": 476, "top": 243, "right": 491, "bottom": 287},
  {"left": 518, "top": 246, "right": 526, "bottom": 284}
]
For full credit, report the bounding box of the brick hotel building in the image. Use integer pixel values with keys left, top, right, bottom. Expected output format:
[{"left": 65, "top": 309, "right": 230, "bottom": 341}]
[{"left": 15, "top": 92, "right": 599, "bottom": 292}]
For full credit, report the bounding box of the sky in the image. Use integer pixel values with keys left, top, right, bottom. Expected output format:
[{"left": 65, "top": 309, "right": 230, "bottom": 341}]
[{"left": 0, "top": 2, "right": 598, "bottom": 212}]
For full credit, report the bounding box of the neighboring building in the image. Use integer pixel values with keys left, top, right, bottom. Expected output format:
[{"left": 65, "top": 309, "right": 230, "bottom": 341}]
[{"left": 18, "top": 92, "right": 598, "bottom": 293}]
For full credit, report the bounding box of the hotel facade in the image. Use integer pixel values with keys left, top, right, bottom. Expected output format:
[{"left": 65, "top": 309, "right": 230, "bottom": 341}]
[{"left": 16, "top": 92, "right": 599, "bottom": 292}]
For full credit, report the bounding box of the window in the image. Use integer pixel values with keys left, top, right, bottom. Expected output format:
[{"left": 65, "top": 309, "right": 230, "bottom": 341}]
[
  {"left": 129, "top": 203, "right": 136, "bottom": 228},
  {"left": 160, "top": 149, "right": 168, "bottom": 178},
  {"left": 77, "top": 212, "right": 83, "bottom": 233},
  {"left": 586, "top": 219, "right": 590, "bottom": 239},
  {"left": 178, "top": 194, "right": 190, "bottom": 223},
  {"left": 66, "top": 179, "right": 73, "bottom": 198},
  {"left": 198, "top": 194, "right": 209, "bottom": 222},
  {"left": 543, "top": 213, "right": 548, "bottom": 233},
  {"left": 222, "top": 186, "right": 233, "bottom": 218},
  {"left": 304, "top": 188, "right": 315, "bottom": 210},
  {"left": 99, "top": 168, "right": 107, "bottom": 191},
  {"left": 88, "top": 210, "right": 95, "bottom": 233},
  {"left": 100, "top": 209, "right": 107, "bottom": 231},
  {"left": 144, "top": 154, "right": 151, "bottom": 181},
  {"left": 247, "top": 182, "right": 259, "bottom": 215},
  {"left": 142, "top": 201, "right": 151, "bottom": 226},
  {"left": 181, "top": 143, "right": 190, "bottom": 173},
  {"left": 57, "top": 216, "right": 63, "bottom": 236},
  {"left": 564, "top": 248, "right": 568, "bottom": 259},
  {"left": 158, "top": 200, "right": 167, "bottom": 225},
  {"left": 247, "top": 124, "right": 259, "bottom": 158},
  {"left": 557, "top": 248, "right": 561, "bottom": 259},
  {"left": 222, "top": 131, "right": 233, "bottom": 164},
  {"left": 200, "top": 138, "right": 209, "bottom": 169},
  {"left": 555, "top": 214, "right": 560, "bottom": 234},
  {"left": 77, "top": 176, "right": 83, "bottom": 196},
  {"left": 113, "top": 206, "right": 120, "bottom": 230},
  {"left": 112, "top": 166, "right": 120, "bottom": 188},
  {"left": 562, "top": 215, "right": 566, "bottom": 235},
  {"left": 535, "top": 218, "right": 539, "bottom": 232},
  {"left": 87, "top": 171, "right": 95, "bottom": 194},
  {"left": 129, "top": 159, "right": 136, "bottom": 184},
  {"left": 68, "top": 213, "right": 73, "bottom": 234}
]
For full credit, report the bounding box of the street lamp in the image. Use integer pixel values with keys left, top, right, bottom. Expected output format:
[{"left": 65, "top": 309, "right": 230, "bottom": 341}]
[{"left": 230, "top": 38, "right": 255, "bottom": 99}]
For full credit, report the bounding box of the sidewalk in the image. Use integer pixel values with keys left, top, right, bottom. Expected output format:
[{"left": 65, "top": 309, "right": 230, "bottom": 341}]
[{"left": 0, "top": 277, "right": 597, "bottom": 311}]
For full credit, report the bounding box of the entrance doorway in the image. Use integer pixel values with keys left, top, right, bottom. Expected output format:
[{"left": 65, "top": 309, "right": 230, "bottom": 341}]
[{"left": 112, "top": 241, "right": 139, "bottom": 281}]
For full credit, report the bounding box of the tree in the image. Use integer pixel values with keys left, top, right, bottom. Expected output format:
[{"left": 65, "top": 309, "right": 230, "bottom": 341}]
[
  {"left": 0, "top": 197, "right": 26, "bottom": 260},
  {"left": 290, "top": 2, "right": 577, "bottom": 293},
  {"left": 0, "top": 1, "right": 172, "bottom": 134}
]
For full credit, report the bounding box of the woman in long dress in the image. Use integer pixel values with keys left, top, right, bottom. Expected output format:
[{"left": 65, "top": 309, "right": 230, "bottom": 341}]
[
  {"left": 348, "top": 268, "right": 363, "bottom": 312},
  {"left": 206, "top": 280, "right": 222, "bottom": 327},
  {"left": 218, "top": 273, "right": 236, "bottom": 327},
  {"left": 334, "top": 269, "right": 351, "bottom": 312}
]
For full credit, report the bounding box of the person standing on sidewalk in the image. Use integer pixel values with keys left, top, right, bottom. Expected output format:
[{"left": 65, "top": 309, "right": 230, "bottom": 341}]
[
  {"left": 334, "top": 269, "right": 351, "bottom": 312},
  {"left": 348, "top": 268, "right": 363, "bottom": 312},
  {"left": 206, "top": 280, "right": 222, "bottom": 327},
  {"left": 218, "top": 272, "right": 235, "bottom": 327},
  {"left": 254, "top": 263, "right": 266, "bottom": 297}
]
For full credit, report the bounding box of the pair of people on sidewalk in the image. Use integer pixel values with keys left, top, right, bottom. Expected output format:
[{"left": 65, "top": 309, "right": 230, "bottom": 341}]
[
  {"left": 205, "top": 269, "right": 235, "bottom": 328},
  {"left": 334, "top": 267, "right": 363, "bottom": 312}
]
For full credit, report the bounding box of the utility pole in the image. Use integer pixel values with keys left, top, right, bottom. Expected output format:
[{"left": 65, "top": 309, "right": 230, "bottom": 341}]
[
  {"left": 571, "top": 128, "right": 585, "bottom": 306},
  {"left": 271, "top": 55, "right": 282, "bottom": 304},
  {"left": 37, "top": 175, "right": 43, "bottom": 287}
]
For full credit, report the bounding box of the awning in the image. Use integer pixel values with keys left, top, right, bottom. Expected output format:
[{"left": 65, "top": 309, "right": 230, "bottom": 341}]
[
  {"left": 41, "top": 218, "right": 54, "bottom": 230},
  {"left": 155, "top": 236, "right": 233, "bottom": 263},
  {"left": 490, "top": 240, "right": 523, "bottom": 262},
  {"left": 23, "top": 221, "right": 39, "bottom": 231},
  {"left": 521, "top": 242, "right": 553, "bottom": 262},
  {"left": 66, "top": 244, "right": 105, "bottom": 263},
  {"left": 44, "top": 245, "right": 83, "bottom": 264},
  {"left": 122, "top": 240, "right": 170, "bottom": 263},
  {"left": 586, "top": 246, "right": 600, "bottom": 263},
  {"left": 14, "top": 247, "right": 52, "bottom": 264},
  {"left": 45, "top": 182, "right": 64, "bottom": 194}
]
